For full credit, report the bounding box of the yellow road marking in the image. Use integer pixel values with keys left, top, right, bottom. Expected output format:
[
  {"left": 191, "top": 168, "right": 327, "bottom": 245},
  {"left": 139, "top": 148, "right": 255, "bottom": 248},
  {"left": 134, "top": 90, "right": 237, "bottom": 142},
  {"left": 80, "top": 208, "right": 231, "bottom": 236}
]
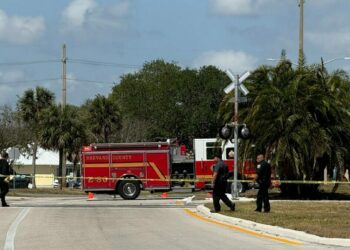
[{"left": 184, "top": 209, "right": 303, "bottom": 246}]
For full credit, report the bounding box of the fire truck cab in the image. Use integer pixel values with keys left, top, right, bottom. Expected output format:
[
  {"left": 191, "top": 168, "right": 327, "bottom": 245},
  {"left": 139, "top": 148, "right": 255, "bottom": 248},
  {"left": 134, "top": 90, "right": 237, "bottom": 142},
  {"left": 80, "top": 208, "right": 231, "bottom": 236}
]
[{"left": 192, "top": 138, "right": 256, "bottom": 191}]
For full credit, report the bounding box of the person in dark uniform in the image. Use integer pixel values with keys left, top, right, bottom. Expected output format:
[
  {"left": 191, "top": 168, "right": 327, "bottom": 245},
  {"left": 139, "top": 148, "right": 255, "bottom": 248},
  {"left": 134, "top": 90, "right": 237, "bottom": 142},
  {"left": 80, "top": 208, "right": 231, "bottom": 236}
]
[
  {"left": 0, "top": 151, "right": 11, "bottom": 207},
  {"left": 255, "top": 154, "right": 271, "bottom": 212},
  {"left": 211, "top": 154, "right": 235, "bottom": 213}
]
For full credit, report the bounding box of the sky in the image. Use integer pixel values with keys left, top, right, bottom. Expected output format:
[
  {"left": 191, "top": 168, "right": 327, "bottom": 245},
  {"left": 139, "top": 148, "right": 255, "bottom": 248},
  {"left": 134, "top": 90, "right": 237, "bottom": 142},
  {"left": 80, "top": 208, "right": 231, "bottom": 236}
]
[{"left": 0, "top": 0, "right": 350, "bottom": 107}]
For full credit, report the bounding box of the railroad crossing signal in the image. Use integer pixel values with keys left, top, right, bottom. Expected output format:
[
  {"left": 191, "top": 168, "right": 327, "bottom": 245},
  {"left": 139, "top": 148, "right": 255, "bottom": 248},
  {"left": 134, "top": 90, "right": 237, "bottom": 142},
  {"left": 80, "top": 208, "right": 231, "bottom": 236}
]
[{"left": 224, "top": 70, "right": 250, "bottom": 95}]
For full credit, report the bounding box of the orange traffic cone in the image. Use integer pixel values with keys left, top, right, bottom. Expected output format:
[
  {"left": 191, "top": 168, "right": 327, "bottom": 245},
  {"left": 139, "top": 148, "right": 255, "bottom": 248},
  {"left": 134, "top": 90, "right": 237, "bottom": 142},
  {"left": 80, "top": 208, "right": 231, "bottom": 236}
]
[
  {"left": 87, "top": 192, "right": 95, "bottom": 201},
  {"left": 207, "top": 192, "right": 212, "bottom": 198},
  {"left": 161, "top": 192, "right": 168, "bottom": 199}
]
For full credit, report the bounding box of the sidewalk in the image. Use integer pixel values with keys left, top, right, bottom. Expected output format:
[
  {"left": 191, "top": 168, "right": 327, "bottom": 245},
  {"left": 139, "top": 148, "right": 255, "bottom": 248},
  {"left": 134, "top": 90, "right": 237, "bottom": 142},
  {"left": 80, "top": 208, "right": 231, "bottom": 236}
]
[{"left": 196, "top": 204, "right": 350, "bottom": 248}]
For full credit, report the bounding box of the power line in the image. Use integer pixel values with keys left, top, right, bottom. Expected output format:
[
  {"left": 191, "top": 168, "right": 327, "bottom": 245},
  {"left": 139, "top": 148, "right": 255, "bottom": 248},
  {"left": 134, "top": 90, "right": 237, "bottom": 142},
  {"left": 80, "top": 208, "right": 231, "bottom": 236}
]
[
  {"left": 68, "top": 58, "right": 141, "bottom": 68},
  {"left": 0, "top": 78, "right": 61, "bottom": 85},
  {"left": 0, "top": 60, "right": 60, "bottom": 66},
  {"left": 0, "top": 56, "right": 139, "bottom": 86},
  {"left": 0, "top": 58, "right": 141, "bottom": 69},
  {"left": 66, "top": 78, "right": 115, "bottom": 85},
  {"left": 0, "top": 78, "right": 116, "bottom": 86}
]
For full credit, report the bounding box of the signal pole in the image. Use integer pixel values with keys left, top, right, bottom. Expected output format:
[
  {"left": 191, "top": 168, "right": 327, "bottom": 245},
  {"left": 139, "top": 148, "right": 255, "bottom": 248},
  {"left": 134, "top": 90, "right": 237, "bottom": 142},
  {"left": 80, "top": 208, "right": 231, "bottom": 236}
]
[
  {"left": 233, "top": 74, "right": 239, "bottom": 198},
  {"left": 224, "top": 70, "right": 251, "bottom": 198}
]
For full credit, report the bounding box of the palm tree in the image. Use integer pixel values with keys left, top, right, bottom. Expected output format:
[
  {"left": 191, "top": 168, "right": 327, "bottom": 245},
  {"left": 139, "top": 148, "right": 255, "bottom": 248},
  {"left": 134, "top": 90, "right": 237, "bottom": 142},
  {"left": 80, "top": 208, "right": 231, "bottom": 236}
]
[
  {"left": 17, "top": 87, "right": 55, "bottom": 188},
  {"left": 40, "top": 104, "right": 87, "bottom": 188},
  {"left": 88, "top": 95, "right": 121, "bottom": 143},
  {"left": 219, "top": 60, "right": 350, "bottom": 197}
]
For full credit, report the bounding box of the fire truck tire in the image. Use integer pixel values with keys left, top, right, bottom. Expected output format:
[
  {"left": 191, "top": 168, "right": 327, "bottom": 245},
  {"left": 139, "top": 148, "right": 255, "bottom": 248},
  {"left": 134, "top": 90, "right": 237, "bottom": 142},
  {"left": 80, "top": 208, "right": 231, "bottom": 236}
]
[{"left": 118, "top": 180, "right": 141, "bottom": 200}]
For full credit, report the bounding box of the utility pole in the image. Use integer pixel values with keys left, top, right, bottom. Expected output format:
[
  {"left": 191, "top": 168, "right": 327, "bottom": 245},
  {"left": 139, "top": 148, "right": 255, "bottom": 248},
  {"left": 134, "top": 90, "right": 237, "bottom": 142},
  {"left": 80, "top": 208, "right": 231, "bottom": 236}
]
[
  {"left": 61, "top": 44, "right": 67, "bottom": 189},
  {"left": 298, "top": 0, "right": 305, "bottom": 66},
  {"left": 62, "top": 44, "right": 67, "bottom": 109}
]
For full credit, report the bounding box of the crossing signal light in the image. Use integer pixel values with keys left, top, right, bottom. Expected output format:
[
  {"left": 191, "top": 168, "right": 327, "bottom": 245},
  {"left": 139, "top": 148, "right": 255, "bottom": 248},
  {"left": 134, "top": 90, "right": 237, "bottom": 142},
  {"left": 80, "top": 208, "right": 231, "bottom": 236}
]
[
  {"left": 238, "top": 125, "right": 251, "bottom": 140},
  {"left": 218, "top": 125, "right": 232, "bottom": 140},
  {"left": 218, "top": 124, "right": 251, "bottom": 140}
]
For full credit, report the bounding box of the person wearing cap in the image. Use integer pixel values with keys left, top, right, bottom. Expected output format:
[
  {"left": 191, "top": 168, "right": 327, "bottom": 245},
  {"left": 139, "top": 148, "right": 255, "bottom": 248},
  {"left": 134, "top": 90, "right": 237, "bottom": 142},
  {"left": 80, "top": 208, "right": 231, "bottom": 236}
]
[
  {"left": 254, "top": 153, "right": 271, "bottom": 212},
  {"left": 0, "top": 151, "right": 11, "bottom": 207},
  {"left": 211, "top": 153, "right": 235, "bottom": 213}
]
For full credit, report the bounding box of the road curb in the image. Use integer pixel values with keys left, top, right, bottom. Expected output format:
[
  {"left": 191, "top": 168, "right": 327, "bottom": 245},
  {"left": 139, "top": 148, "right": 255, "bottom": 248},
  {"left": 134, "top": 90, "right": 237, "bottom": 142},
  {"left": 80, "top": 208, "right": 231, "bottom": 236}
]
[{"left": 196, "top": 205, "right": 350, "bottom": 248}]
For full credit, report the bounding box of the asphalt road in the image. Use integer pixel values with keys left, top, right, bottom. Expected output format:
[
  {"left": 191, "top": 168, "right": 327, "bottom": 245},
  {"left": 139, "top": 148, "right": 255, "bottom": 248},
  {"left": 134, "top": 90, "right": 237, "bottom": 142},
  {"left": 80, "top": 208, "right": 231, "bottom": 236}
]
[{"left": 0, "top": 195, "right": 344, "bottom": 250}]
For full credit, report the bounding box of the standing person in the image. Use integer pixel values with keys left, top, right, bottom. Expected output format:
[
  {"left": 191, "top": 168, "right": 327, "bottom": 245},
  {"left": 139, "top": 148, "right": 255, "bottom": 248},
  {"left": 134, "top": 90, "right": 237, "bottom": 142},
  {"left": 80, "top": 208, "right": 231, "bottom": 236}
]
[
  {"left": 211, "top": 153, "right": 235, "bottom": 213},
  {"left": 255, "top": 154, "right": 271, "bottom": 213},
  {"left": 0, "top": 151, "right": 11, "bottom": 207}
]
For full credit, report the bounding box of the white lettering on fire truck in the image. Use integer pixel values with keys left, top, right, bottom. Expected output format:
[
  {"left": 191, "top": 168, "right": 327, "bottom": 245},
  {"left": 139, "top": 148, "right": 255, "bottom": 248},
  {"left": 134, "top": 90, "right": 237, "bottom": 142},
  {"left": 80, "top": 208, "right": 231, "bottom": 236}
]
[
  {"left": 112, "top": 155, "right": 132, "bottom": 161},
  {"left": 86, "top": 155, "right": 108, "bottom": 161}
]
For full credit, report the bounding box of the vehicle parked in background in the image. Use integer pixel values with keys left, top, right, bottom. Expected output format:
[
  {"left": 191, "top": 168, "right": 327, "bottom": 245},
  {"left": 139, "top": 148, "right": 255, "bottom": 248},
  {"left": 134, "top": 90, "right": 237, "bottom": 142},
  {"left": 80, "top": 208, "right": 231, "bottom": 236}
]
[
  {"left": 66, "top": 178, "right": 81, "bottom": 188},
  {"left": 9, "top": 173, "right": 32, "bottom": 189},
  {"left": 53, "top": 179, "right": 60, "bottom": 188}
]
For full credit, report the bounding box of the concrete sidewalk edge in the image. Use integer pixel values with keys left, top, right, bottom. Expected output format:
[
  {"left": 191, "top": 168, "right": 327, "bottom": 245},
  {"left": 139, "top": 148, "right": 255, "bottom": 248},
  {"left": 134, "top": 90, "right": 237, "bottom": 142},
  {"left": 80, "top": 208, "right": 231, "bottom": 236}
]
[{"left": 196, "top": 205, "right": 350, "bottom": 247}]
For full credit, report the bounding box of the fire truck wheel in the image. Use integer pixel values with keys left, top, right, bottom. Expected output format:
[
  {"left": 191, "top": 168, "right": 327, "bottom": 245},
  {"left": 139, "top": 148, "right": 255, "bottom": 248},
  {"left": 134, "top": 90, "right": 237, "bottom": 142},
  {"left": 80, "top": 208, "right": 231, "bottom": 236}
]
[{"left": 118, "top": 180, "right": 141, "bottom": 200}]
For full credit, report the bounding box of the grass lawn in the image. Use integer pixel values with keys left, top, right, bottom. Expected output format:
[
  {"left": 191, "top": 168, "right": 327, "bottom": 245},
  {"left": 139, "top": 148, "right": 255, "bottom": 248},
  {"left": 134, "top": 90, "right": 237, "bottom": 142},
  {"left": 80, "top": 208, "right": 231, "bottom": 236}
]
[{"left": 205, "top": 200, "right": 350, "bottom": 238}]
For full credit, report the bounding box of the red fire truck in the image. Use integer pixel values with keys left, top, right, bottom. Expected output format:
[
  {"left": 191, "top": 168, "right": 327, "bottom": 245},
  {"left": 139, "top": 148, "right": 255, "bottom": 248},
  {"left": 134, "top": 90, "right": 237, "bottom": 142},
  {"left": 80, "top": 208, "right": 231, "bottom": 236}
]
[{"left": 81, "top": 138, "right": 257, "bottom": 199}]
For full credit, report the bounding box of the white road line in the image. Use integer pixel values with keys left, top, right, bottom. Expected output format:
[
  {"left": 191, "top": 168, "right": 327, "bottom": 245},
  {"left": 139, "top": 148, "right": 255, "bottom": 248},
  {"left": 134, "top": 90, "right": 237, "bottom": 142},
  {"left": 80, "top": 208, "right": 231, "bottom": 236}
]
[{"left": 4, "top": 208, "right": 31, "bottom": 250}]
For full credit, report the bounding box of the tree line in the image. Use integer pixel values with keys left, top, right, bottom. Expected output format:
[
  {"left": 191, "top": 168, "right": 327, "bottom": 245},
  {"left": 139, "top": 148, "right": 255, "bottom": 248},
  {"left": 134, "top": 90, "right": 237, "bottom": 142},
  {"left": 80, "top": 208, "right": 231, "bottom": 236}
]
[{"left": 1, "top": 58, "right": 350, "bottom": 197}]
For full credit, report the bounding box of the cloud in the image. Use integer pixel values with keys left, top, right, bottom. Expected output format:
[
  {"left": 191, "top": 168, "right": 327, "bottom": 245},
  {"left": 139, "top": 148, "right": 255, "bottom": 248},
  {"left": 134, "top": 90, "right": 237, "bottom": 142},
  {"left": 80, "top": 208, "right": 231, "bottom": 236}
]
[
  {"left": 62, "top": 0, "right": 97, "bottom": 29},
  {"left": 61, "top": 0, "right": 130, "bottom": 33},
  {"left": 193, "top": 50, "right": 257, "bottom": 72},
  {"left": 0, "top": 9, "right": 45, "bottom": 44},
  {"left": 209, "top": 0, "right": 276, "bottom": 16}
]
